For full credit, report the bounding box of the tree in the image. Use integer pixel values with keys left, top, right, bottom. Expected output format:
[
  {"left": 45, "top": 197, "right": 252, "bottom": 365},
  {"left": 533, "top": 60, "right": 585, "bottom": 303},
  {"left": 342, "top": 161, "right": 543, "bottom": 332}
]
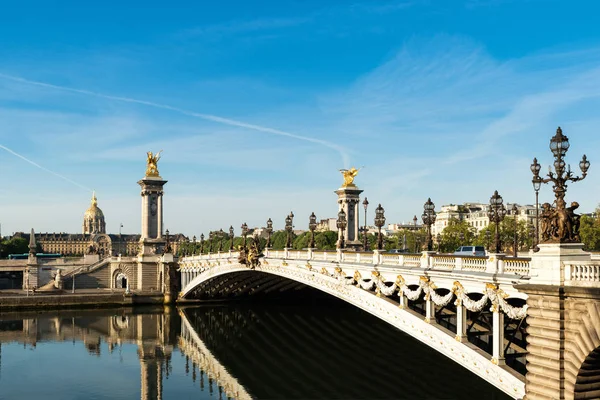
[
  {"left": 391, "top": 229, "right": 428, "bottom": 252},
  {"left": 439, "top": 218, "right": 476, "bottom": 253},
  {"left": 0, "top": 237, "right": 28, "bottom": 258},
  {"left": 580, "top": 215, "right": 600, "bottom": 251}
]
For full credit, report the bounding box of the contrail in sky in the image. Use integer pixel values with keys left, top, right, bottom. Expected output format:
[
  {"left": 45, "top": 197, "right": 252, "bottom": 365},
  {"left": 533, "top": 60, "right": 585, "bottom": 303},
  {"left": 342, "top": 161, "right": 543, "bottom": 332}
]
[
  {"left": 0, "top": 144, "right": 93, "bottom": 191},
  {"left": 0, "top": 73, "right": 351, "bottom": 166}
]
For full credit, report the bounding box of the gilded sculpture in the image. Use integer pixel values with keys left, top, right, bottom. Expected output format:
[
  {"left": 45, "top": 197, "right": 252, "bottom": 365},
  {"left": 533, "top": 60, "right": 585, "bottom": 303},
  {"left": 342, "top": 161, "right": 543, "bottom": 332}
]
[
  {"left": 146, "top": 150, "right": 163, "bottom": 177},
  {"left": 339, "top": 167, "right": 360, "bottom": 187},
  {"left": 238, "top": 237, "right": 263, "bottom": 269}
]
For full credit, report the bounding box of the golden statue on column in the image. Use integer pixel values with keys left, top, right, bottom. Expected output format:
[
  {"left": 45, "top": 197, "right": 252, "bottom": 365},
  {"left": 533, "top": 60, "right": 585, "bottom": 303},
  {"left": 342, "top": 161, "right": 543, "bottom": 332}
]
[
  {"left": 145, "top": 150, "right": 162, "bottom": 177},
  {"left": 340, "top": 167, "right": 360, "bottom": 188}
]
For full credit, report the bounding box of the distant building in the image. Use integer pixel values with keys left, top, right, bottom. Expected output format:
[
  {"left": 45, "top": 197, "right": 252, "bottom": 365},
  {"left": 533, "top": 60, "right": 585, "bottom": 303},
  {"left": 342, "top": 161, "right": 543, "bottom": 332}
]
[
  {"left": 432, "top": 202, "right": 538, "bottom": 236},
  {"left": 11, "top": 193, "right": 186, "bottom": 257},
  {"left": 316, "top": 218, "right": 337, "bottom": 232}
]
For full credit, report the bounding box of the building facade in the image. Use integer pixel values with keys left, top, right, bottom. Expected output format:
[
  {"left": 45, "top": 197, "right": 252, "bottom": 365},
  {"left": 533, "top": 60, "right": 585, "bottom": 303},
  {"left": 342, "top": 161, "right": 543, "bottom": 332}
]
[
  {"left": 432, "top": 202, "right": 538, "bottom": 236},
  {"left": 12, "top": 193, "right": 186, "bottom": 258}
]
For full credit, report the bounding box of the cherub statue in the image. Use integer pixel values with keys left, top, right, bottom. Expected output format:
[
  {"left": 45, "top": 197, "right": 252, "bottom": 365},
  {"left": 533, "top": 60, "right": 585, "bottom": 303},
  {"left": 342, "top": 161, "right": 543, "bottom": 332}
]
[
  {"left": 340, "top": 167, "right": 361, "bottom": 187},
  {"left": 146, "top": 150, "right": 163, "bottom": 177}
]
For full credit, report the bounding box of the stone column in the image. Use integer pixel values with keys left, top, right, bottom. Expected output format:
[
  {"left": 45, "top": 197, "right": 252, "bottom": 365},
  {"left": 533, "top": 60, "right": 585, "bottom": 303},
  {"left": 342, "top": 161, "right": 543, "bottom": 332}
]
[
  {"left": 424, "top": 292, "right": 435, "bottom": 323},
  {"left": 455, "top": 299, "right": 467, "bottom": 342},
  {"left": 335, "top": 186, "right": 364, "bottom": 250},
  {"left": 516, "top": 243, "right": 600, "bottom": 400},
  {"left": 137, "top": 172, "right": 167, "bottom": 292},
  {"left": 491, "top": 305, "right": 505, "bottom": 366},
  {"left": 399, "top": 292, "right": 407, "bottom": 309},
  {"left": 138, "top": 176, "right": 167, "bottom": 254}
]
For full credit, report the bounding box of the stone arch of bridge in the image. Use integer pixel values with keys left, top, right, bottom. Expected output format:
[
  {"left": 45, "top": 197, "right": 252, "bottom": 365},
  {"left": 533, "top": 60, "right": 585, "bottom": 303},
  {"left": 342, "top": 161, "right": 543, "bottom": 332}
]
[
  {"left": 571, "top": 303, "right": 600, "bottom": 400},
  {"left": 179, "top": 262, "right": 525, "bottom": 399}
]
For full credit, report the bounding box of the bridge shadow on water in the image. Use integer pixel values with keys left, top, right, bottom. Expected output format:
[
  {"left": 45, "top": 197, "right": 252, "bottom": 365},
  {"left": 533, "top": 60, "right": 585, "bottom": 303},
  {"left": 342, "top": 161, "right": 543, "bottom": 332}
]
[{"left": 183, "top": 286, "right": 513, "bottom": 400}]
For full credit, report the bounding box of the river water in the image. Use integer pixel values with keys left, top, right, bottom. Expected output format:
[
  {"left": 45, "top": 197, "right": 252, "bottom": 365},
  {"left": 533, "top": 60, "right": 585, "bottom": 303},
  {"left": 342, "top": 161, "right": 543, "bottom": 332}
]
[{"left": 0, "top": 298, "right": 511, "bottom": 400}]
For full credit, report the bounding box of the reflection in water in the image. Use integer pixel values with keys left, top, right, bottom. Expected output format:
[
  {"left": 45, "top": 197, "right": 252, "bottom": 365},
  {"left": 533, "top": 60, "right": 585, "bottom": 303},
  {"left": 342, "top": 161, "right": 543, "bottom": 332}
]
[{"left": 0, "top": 299, "right": 512, "bottom": 400}]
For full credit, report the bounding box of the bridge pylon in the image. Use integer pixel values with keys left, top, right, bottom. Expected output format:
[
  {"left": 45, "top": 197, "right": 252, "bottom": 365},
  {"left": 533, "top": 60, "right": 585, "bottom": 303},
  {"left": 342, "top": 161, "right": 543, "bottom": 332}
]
[{"left": 335, "top": 185, "right": 363, "bottom": 250}]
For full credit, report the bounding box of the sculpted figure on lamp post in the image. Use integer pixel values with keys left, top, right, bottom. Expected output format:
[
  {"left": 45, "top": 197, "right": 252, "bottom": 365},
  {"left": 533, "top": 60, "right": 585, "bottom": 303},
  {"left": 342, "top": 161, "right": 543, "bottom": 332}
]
[{"left": 531, "top": 127, "right": 589, "bottom": 243}]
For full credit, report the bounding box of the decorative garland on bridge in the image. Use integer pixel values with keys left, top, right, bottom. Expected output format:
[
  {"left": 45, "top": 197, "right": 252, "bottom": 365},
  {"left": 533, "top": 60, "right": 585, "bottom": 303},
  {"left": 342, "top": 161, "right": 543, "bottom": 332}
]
[{"left": 331, "top": 268, "right": 527, "bottom": 320}]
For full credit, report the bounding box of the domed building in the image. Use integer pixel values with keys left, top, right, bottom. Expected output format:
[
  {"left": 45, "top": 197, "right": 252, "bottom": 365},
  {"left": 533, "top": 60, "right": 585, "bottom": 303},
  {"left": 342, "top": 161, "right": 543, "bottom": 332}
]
[
  {"left": 13, "top": 192, "right": 187, "bottom": 257},
  {"left": 83, "top": 192, "right": 106, "bottom": 235}
]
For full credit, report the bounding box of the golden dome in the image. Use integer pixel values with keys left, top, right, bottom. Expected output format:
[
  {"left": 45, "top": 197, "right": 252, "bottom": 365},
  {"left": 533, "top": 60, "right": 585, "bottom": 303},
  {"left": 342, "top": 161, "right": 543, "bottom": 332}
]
[{"left": 84, "top": 192, "right": 105, "bottom": 219}]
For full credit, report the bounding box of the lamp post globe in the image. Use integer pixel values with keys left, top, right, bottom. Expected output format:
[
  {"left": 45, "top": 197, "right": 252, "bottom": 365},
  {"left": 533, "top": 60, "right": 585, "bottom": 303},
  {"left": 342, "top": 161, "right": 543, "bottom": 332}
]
[
  {"left": 229, "top": 226, "right": 234, "bottom": 251},
  {"left": 308, "top": 212, "right": 317, "bottom": 249},
  {"left": 512, "top": 204, "right": 518, "bottom": 257},
  {"left": 362, "top": 198, "right": 369, "bottom": 250},
  {"left": 265, "top": 218, "right": 273, "bottom": 248},
  {"left": 374, "top": 204, "right": 386, "bottom": 251},
  {"left": 336, "top": 209, "right": 347, "bottom": 249},
  {"left": 488, "top": 190, "right": 507, "bottom": 253},
  {"left": 241, "top": 223, "right": 248, "bottom": 249},
  {"left": 200, "top": 233, "right": 205, "bottom": 254},
  {"left": 422, "top": 198, "right": 436, "bottom": 251},
  {"left": 285, "top": 212, "right": 294, "bottom": 248},
  {"left": 218, "top": 228, "right": 224, "bottom": 252}
]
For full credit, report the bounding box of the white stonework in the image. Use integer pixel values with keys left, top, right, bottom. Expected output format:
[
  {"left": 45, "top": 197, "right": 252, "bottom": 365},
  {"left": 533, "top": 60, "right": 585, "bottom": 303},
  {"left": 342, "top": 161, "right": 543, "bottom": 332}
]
[
  {"left": 179, "top": 254, "right": 525, "bottom": 399},
  {"left": 335, "top": 186, "right": 363, "bottom": 248}
]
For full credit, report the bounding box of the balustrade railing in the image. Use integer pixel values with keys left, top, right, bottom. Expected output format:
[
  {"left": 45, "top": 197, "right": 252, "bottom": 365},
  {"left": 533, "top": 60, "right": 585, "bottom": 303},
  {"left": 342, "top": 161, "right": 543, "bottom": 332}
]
[
  {"left": 565, "top": 262, "right": 600, "bottom": 284},
  {"left": 430, "top": 255, "right": 457, "bottom": 270},
  {"left": 178, "top": 250, "right": 537, "bottom": 277},
  {"left": 401, "top": 254, "right": 422, "bottom": 268},
  {"left": 504, "top": 258, "right": 531, "bottom": 275}
]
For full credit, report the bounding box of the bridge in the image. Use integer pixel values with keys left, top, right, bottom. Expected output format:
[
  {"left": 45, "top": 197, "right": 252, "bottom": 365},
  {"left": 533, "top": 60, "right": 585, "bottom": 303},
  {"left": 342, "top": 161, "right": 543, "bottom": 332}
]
[
  {"left": 176, "top": 243, "right": 600, "bottom": 400},
  {"left": 174, "top": 128, "right": 600, "bottom": 400}
]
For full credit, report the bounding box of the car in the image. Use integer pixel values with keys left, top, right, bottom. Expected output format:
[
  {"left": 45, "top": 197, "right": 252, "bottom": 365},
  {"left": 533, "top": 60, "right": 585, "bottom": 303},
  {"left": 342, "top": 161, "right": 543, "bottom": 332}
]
[
  {"left": 453, "top": 246, "right": 486, "bottom": 256},
  {"left": 386, "top": 249, "right": 411, "bottom": 254}
]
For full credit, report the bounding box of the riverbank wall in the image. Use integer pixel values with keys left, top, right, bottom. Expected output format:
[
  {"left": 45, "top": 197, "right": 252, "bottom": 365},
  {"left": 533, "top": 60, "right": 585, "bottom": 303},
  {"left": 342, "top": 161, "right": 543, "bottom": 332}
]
[{"left": 0, "top": 291, "right": 164, "bottom": 311}]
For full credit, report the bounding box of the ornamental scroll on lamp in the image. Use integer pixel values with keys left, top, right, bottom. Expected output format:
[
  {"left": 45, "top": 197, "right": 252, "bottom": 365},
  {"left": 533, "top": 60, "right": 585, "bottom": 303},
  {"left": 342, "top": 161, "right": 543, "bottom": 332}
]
[{"left": 531, "top": 127, "right": 590, "bottom": 243}]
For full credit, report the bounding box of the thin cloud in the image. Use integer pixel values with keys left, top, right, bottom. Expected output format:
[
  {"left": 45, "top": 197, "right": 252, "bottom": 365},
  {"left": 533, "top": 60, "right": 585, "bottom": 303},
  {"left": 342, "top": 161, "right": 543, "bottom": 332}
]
[
  {"left": 0, "top": 73, "right": 351, "bottom": 167},
  {"left": 0, "top": 143, "right": 92, "bottom": 192}
]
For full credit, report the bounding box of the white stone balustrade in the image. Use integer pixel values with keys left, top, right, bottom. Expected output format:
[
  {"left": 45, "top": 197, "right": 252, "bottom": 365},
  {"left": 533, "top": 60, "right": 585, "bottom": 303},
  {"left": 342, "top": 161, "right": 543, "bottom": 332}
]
[{"left": 565, "top": 262, "right": 600, "bottom": 286}]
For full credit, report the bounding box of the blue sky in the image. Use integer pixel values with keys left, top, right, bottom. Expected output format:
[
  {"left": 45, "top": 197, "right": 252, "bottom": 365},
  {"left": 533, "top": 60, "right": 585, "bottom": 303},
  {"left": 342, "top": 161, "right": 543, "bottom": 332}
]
[{"left": 1, "top": 0, "right": 600, "bottom": 237}]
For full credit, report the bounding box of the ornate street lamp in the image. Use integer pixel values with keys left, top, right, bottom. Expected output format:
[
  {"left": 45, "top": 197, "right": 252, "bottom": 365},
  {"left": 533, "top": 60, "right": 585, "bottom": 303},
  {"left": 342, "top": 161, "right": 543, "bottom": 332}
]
[
  {"left": 218, "top": 229, "right": 224, "bottom": 252},
  {"left": 285, "top": 212, "right": 294, "bottom": 248},
  {"left": 192, "top": 235, "right": 197, "bottom": 255},
  {"left": 531, "top": 127, "right": 590, "bottom": 243},
  {"left": 413, "top": 215, "right": 418, "bottom": 227},
  {"left": 512, "top": 204, "right": 518, "bottom": 257},
  {"left": 229, "top": 226, "right": 234, "bottom": 251},
  {"left": 421, "top": 198, "right": 436, "bottom": 251},
  {"left": 165, "top": 229, "right": 171, "bottom": 254},
  {"left": 241, "top": 223, "right": 248, "bottom": 249},
  {"left": 362, "top": 198, "right": 369, "bottom": 250},
  {"left": 530, "top": 158, "right": 542, "bottom": 251},
  {"left": 488, "top": 190, "right": 507, "bottom": 253},
  {"left": 265, "top": 218, "right": 273, "bottom": 248},
  {"left": 336, "top": 209, "right": 347, "bottom": 249},
  {"left": 208, "top": 231, "right": 214, "bottom": 253},
  {"left": 308, "top": 212, "right": 317, "bottom": 249},
  {"left": 528, "top": 223, "right": 535, "bottom": 249},
  {"left": 374, "top": 204, "right": 386, "bottom": 251},
  {"left": 184, "top": 237, "right": 190, "bottom": 256},
  {"left": 200, "top": 233, "right": 205, "bottom": 254},
  {"left": 436, "top": 233, "right": 441, "bottom": 252}
]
